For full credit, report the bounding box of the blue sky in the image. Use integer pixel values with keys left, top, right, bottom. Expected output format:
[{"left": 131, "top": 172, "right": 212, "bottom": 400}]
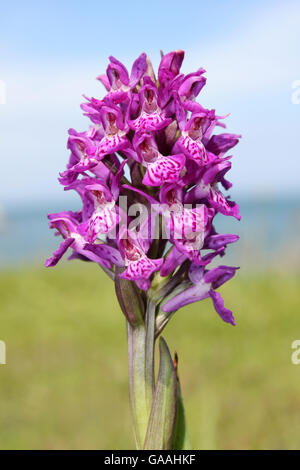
[{"left": 0, "top": 0, "right": 299, "bottom": 205}]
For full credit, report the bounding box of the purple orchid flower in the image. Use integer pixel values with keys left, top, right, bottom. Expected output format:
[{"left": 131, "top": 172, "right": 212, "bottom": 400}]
[
  {"left": 118, "top": 227, "right": 163, "bottom": 291},
  {"left": 46, "top": 50, "right": 242, "bottom": 450},
  {"left": 47, "top": 50, "right": 241, "bottom": 322},
  {"left": 58, "top": 128, "right": 101, "bottom": 185},
  {"left": 97, "top": 53, "right": 147, "bottom": 93},
  {"left": 132, "top": 133, "right": 185, "bottom": 186},
  {"left": 45, "top": 211, "right": 122, "bottom": 269},
  {"left": 78, "top": 183, "right": 119, "bottom": 243},
  {"left": 162, "top": 264, "right": 239, "bottom": 326},
  {"left": 185, "top": 158, "right": 241, "bottom": 220},
  {"left": 206, "top": 132, "right": 241, "bottom": 157},
  {"left": 174, "top": 105, "right": 217, "bottom": 167},
  {"left": 158, "top": 184, "right": 215, "bottom": 265},
  {"left": 86, "top": 103, "right": 130, "bottom": 160},
  {"left": 158, "top": 50, "right": 185, "bottom": 86},
  {"left": 129, "top": 76, "right": 172, "bottom": 132},
  {"left": 177, "top": 68, "right": 207, "bottom": 101}
]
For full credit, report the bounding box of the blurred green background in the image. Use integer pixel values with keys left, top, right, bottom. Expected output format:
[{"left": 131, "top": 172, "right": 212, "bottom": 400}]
[{"left": 0, "top": 262, "right": 299, "bottom": 449}]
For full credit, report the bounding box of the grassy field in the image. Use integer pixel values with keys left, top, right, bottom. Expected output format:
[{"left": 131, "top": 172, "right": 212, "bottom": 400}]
[{"left": 0, "top": 263, "right": 299, "bottom": 449}]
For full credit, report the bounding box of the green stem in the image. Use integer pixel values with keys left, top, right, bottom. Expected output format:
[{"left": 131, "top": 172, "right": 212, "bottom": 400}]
[
  {"left": 125, "top": 293, "right": 190, "bottom": 450},
  {"left": 127, "top": 300, "right": 156, "bottom": 449}
]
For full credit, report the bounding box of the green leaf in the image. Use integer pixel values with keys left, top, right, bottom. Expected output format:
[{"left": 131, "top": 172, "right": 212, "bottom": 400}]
[
  {"left": 114, "top": 267, "right": 145, "bottom": 327},
  {"left": 143, "top": 337, "right": 177, "bottom": 450},
  {"left": 172, "top": 364, "right": 191, "bottom": 450}
]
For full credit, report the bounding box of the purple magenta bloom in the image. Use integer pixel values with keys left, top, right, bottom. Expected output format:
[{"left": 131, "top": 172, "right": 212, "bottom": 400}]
[
  {"left": 117, "top": 227, "right": 163, "bottom": 291},
  {"left": 158, "top": 50, "right": 185, "bottom": 86},
  {"left": 158, "top": 184, "right": 216, "bottom": 265},
  {"left": 206, "top": 133, "right": 241, "bottom": 157},
  {"left": 185, "top": 158, "right": 241, "bottom": 220},
  {"left": 129, "top": 77, "right": 172, "bottom": 132},
  {"left": 79, "top": 183, "right": 119, "bottom": 242},
  {"left": 175, "top": 104, "right": 217, "bottom": 167},
  {"left": 132, "top": 133, "right": 185, "bottom": 186},
  {"left": 46, "top": 50, "right": 241, "bottom": 326},
  {"left": 45, "top": 51, "right": 243, "bottom": 452},
  {"left": 162, "top": 264, "right": 239, "bottom": 325},
  {"left": 45, "top": 211, "right": 122, "bottom": 269},
  {"left": 97, "top": 53, "right": 147, "bottom": 93},
  {"left": 177, "top": 69, "right": 207, "bottom": 101}
]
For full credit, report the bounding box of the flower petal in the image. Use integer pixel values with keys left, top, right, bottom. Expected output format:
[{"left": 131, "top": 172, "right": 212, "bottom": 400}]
[
  {"left": 209, "top": 187, "right": 241, "bottom": 220},
  {"left": 45, "top": 238, "right": 74, "bottom": 267},
  {"left": 179, "top": 136, "right": 211, "bottom": 166},
  {"left": 206, "top": 133, "right": 241, "bottom": 157},
  {"left": 121, "top": 256, "right": 163, "bottom": 281},
  {"left": 131, "top": 112, "right": 172, "bottom": 132},
  {"left": 86, "top": 208, "right": 119, "bottom": 242},
  {"left": 162, "top": 283, "right": 210, "bottom": 313},
  {"left": 130, "top": 53, "right": 147, "bottom": 87},
  {"left": 160, "top": 246, "right": 187, "bottom": 277},
  {"left": 158, "top": 50, "right": 185, "bottom": 85},
  {"left": 143, "top": 155, "right": 185, "bottom": 186},
  {"left": 209, "top": 290, "right": 236, "bottom": 325},
  {"left": 204, "top": 233, "right": 239, "bottom": 250},
  {"left": 204, "top": 265, "right": 239, "bottom": 289},
  {"left": 84, "top": 243, "right": 124, "bottom": 267}
]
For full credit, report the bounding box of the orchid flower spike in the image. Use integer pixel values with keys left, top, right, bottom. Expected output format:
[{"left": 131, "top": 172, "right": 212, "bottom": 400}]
[{"left": 46, "top": 50, "right": 241, "bottom": 451}]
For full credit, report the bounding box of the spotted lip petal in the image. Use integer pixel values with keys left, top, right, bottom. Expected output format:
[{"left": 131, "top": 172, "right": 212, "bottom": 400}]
[
  {"left": 167, "top": 204, "right": 209, "bottom": 263},
  {"left": 118, "top": 228, "right": 163, "bottom": 282},
  {"left": 178, "top": 135, "right": 211, "bottom": 166},
  {"left": 174, "top": 235, "right": 205, "bottom": 261},
  {"left": 121, "top": 256, "right": 164, "bottom": 281},
  {"left": 143, "top": 154, "right": 185, "bottom": 187},
  {"left": 171, "top": 205, "right": 207, "bottom": 239},
  {"left": 132, "top": 133, "right": 185, "bottom": 187},
  {"left": 209, "top": 186, "right": 241, "bottom": 220},
  {"left": 131, "top": 111, "right": 172, "bottom": 132},
  {"left": 95, "top": 134, "right": 129, "bottom": 159},
  {"left": 85, "top": 207, "right": 119, "bottom": 243},
  {"left": 65, "top": 180, "right": 120, "bottom": 243}
]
